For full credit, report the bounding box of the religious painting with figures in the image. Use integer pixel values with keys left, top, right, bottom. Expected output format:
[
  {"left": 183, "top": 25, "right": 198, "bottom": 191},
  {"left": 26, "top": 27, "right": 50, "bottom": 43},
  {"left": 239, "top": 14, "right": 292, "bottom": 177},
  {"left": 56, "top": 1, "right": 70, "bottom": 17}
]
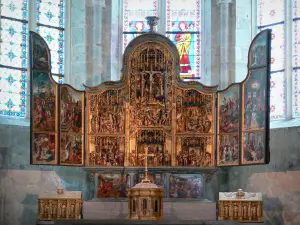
[
  {"left": 31, "top": 33, "right": 50, "bottom": 70},
  {"left": 97, "top": 174, "right": 130, "bottom": 198},
  {"left": 59, "top": 85, "right": 85, "bottom": 166},
  {"left": 242, "top": 69, "right": 268, "bottom": 165},
  {"left": 169, "top": 174, "right": 204, "bottom": 198},
  {"left": 217, "top": 84, "right": 240, "bottom": 166},
  {"left": 249, "top": 31, "right": 268, "bottom": 69},
  {"left": 31, "top": 71, "right": 58, "bottom": 165},
  {"left": 242, "top": 132, "right": 265, "bottom": 164}
]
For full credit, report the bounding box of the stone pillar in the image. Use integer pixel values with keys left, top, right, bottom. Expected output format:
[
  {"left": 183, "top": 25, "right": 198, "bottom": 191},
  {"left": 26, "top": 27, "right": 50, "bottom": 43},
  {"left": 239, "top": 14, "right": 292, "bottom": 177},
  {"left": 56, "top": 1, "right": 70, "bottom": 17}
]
[
  {"left": 70, "top": 0, "right": 87, "bottom": 89},
  {"left": 210, "top": 0, "right": 221, "bottom": 86},
  {"left": 218, "top": 0, "right": 233, "bottom": 90},
  {"left": 111, "top": 0, "right": 122, "bottom": 81},
  {"left": 85, "top": 0, "right": 96, "bottom": 86},
  {"left": 101, "top": 0, "right": 113, "bottom": 82},
  {"left": 235, "top": 0, "right": 252, "bottom": 83},
  {"left": 285, "top": 0, "right": 293, "bottom": 119},
  {"left": 202, "top": 0, "right": 212, "bottom": 85},
  {"left": 93, "top": 1, "right": 105, "bottom": 84}
]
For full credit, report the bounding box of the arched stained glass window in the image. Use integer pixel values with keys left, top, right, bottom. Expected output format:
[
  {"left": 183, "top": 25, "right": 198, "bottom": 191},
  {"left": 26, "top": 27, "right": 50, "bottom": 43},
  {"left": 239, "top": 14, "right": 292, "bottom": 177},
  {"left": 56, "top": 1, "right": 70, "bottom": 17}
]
[
  {"left": 0, "top": 0, "right": 28, "bottom": 117},
  {"left": 123, "top": 0, "right": 158, "bottom": 51},
  {"left": 36, "top": 0, "right": 65, "bottom": 83},
  {"left": 0, "top": 0, "right": 65, "bottom": 118},
  {"left": 166, "top": 0, "right": 201, "bottom": 80},
  {"left": 122, "top": 0, "right": 201, "bottom": 81},
  {"left": 257, "top": 0, "right": 285, "bottom": 120},
  {"left": 292, "top": 0, "right": 300, "bottom": 117}
]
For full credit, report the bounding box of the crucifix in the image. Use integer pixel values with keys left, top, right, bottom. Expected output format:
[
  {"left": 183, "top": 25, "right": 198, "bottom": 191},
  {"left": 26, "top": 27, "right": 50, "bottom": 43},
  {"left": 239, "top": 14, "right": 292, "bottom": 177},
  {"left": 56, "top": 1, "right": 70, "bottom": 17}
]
[{"left": 141, "top": 145, "right": 155, "bottom": 183}]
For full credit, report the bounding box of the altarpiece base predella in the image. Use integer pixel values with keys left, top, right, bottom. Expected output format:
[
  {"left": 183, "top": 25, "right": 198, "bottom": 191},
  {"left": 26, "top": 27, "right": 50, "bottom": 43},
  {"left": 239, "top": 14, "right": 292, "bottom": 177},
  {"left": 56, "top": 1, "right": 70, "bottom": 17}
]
[{"left": 30, "top": 27, "right": 271, "bottom": 200}]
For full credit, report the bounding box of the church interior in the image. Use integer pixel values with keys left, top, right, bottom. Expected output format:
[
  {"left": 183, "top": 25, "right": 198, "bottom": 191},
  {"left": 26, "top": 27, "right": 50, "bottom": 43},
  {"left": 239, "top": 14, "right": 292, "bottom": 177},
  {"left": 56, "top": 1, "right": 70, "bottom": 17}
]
[{"left": 0, "top": 0, "right": 300, "bottom": 225}]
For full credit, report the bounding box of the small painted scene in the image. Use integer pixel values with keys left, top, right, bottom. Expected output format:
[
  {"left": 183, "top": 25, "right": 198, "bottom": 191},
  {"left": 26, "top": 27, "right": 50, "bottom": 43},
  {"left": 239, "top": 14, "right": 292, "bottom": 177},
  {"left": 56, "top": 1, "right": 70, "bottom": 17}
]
[
  {"left": 32, "top": 71, "right": 56, "bottom": 132},
  {"left": 97, "top": 174, "right": 130, "bottom": 198},
  {"left": 32, "top": 133, "right": 56, "bottom": 164},
  {"left": 242, "top": 132, "right": 265, "bottom": 164},
  {"left": 243, "top": 69, "right": 266, "bottom": 130},
  {"left": 60, "top": 86, "right": 83, "bottom": 134},
  {"left": 218, "top": 85, "right": 240, "bottom": 133},
  {"left": 169, "top": 174, "right": 204, "bottom": 198},
  {"left": 60, "top": 134, "right": 83, "bottom": 165},
  {"left": 32, "top": 34, "right": 50, "bottom": 69},
  {"left": 249, "top": 31, "right": 267, "bottom": 68},
  {"left": 217, "top": 134, "right": 239, "bottom": 166}
]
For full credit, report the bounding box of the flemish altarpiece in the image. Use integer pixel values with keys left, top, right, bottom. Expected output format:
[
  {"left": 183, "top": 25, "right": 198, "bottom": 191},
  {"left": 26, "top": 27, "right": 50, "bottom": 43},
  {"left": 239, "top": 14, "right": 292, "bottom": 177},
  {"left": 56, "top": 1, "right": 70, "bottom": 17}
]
[{"left": 30, "top": 17, "right": 271, "bottom": 220}]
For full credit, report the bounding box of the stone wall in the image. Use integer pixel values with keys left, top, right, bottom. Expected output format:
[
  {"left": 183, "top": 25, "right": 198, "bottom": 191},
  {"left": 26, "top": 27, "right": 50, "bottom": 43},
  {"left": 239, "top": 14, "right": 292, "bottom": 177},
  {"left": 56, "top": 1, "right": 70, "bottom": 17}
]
[
  {"left": 228, "top": 127, "right": 300, "bottom": 225},
  {"left": 0, "top": 125, "right": 93, "bottom": 225}
]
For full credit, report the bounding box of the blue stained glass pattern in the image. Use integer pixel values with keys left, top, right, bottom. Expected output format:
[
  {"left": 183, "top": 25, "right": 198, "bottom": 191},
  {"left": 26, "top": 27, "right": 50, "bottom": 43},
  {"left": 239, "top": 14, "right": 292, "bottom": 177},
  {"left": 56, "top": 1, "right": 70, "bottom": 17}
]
[
  {"left": 123, "top": 0, "right": 158, "bottom": 50},
  {"left": 0, "top": 68, "right": 27, "bottom": 117},
  {"left": 166, "top": 0, "right": 201, "bottom": 80},
  {"left": 52, "top": 75, "right": 64, "bottom": 84},
  {"left": 0, "top": 0, "right": 28, "bottom": 118},
  {"left": 0, "top": 0, "right": 28, "bottom": 20},
  {"left": 37, "top": 26, "right": 64, "bottom": 75},
  {"left": 36, "top": 0, "right": 65, "bottom": 28},
  {"left": 0, "top": 19, "right": 28, "bottom": 69}
]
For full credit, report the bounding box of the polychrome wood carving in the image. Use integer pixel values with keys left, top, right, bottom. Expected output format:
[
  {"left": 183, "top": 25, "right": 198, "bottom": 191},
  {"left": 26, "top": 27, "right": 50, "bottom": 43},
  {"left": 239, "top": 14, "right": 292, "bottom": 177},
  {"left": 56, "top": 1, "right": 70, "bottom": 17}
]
[{"left": 30, "top": 28, "right": 271, "bottom": 168}]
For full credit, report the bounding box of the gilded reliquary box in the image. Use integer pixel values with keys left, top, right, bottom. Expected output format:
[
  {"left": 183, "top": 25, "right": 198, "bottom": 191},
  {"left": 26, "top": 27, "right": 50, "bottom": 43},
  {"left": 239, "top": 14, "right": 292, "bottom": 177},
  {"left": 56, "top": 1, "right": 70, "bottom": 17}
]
[
  {"left": 218, "top": 191, "right": 263, "bottom": 223},
  {"left": 38, "top": 191, "right": 82, "bottom": 220}
]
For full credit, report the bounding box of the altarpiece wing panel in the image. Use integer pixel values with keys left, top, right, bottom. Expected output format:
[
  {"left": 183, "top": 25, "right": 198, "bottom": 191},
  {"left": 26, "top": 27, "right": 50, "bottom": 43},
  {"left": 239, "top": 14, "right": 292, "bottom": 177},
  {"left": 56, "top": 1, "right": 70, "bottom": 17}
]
[
  {"left": 241, "top": 30, "right": 271, "bottom": 165},
  {"left": 30, "top": 32, "right": 59, "bottom": 165},
  {"left": 59, "top": 85, "right": 85, "bottom": 166},
  {"left": 216, "top": 84, "right": 241, "bottom": 166}
]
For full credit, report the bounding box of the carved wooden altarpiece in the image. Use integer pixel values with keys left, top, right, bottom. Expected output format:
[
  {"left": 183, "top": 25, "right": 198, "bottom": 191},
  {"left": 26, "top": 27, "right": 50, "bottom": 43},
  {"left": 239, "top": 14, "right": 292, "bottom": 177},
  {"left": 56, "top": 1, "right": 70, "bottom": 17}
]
[{"left": 30, "top": 20, "right": 271, "bottom": 200}]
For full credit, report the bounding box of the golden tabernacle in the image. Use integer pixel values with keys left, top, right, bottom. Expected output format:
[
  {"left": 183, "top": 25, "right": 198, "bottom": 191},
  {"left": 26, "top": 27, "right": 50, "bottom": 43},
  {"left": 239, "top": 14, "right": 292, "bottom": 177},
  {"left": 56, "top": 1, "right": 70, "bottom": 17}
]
[
  {"left": 218, "top": 189, "right": 263, "bottom": 223},
  {"left": 127, "top": 145, "right": 164, "bottom": 220},
  {"left": 38, "top": 189, "right": 82, "bottom": 220}
]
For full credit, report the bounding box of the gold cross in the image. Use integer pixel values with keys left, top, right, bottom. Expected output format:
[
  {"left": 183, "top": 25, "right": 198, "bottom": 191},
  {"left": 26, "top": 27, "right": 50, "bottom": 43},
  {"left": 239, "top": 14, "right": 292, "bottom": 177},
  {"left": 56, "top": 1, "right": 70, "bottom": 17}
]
[{"left": 141, "top": 145, "right": 155, "bottom": 183}]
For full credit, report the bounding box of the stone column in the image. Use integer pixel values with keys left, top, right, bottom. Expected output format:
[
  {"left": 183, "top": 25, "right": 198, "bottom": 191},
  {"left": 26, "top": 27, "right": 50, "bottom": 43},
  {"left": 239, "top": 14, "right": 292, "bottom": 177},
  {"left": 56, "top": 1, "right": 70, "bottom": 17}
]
[
  {"left": 235, "top": 0, "right": 252, "bottom": 83},
  {"left": 218, "top": 0, "right": 233, "bottom": 90},
  {"left": 70, "top": 0, "right": 87, "bottom": 89},
  {"left": 93, "top": 0, "right": 105, "bottom": 84},
  {"left": 111, "top": 0, "right": 122, "bottom": 81}
]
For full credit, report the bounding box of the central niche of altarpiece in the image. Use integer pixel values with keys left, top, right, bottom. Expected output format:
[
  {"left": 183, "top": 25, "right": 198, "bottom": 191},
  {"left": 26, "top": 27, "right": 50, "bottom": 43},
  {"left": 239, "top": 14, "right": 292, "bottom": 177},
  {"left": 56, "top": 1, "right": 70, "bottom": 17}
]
[{"left": 86, "top": 40, "right": 215, "bottom": 167}]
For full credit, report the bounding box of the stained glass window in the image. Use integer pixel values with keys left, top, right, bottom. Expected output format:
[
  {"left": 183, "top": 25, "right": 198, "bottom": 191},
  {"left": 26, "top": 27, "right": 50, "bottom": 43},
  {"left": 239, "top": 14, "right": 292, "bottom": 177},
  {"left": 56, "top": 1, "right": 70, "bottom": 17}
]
[
  {"left": 36, "top": 0, "right": 65, "bottom": 83},
  {"left": 166, "top": 0, "right": 201, "bottom": 80},
  {"left": 257, "top": 0, "right": 285, "bottom": 120},
  {"left": 0, "top": 0, "right": 28, "bottom": 117},
  {"left": 123, "top": 0, "right": 158, "bottom": 51},
  {"left": 292, "top": 0, "right": 300, "bottom": 117},
  {"left": 270, "top": 72, "right": 285, "bottom": 119}
]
